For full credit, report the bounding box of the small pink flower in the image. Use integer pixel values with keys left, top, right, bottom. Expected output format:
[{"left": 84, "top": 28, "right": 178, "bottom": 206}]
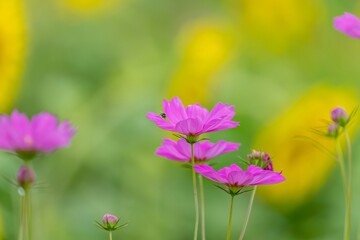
[
  {"left": 155, "top": 138, "right": 240, "bottom": 164},
  {"left": 147, "top": 97, "right": 239, "bottom": 139},
  {"left": 17, "top": 165, "right": 36, "bottom": 189},
  {"left": 0, "top": 111, "right": 76, "bottom": 159},
  {"left": 194, "top": 164, "right": 285, "bottom": 194},
  {"left": 102, "top": 213, "right": 119, "bottom": 225},
  {"left": 334, "top": 12, "right": 360, "bottom": 39}
]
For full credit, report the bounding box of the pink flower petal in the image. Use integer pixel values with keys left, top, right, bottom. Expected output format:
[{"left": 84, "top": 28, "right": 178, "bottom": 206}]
[{"left": 334, "top": 12, "right": 360, "bottom": 39}]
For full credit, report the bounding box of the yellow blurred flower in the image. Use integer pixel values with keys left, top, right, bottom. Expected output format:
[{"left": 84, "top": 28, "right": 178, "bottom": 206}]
[
  {"left": 254, "top": 86, "right": 358, "bottom": 212},
  {"left": 61, "top": 0, "right": 115, "bottom": 14},
  {"left": 238, "top": 0, "right": 323, "bottom": 53},
  {"left": 167, "top": 20, "right": 236, "bottom": 105},
  {"left": 0, "top": 0, "right": 25, "bottom": 111}
]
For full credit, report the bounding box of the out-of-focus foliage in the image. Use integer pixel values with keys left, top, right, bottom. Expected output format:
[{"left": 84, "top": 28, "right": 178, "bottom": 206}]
[{"left": 0, "top": 0, "right": 360, "bottom": 239}]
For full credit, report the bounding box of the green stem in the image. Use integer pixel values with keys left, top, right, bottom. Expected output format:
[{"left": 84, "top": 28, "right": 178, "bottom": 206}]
[
  {"left": 18, "top": 188, "right": 31, "bottom": 240},
  {"left": 226, "top": 196, "right": 234, "bottom": 240},
  {"left": 198, "top": 174, "right": 206, "bottom": 240},
  {"left": 335, "top": 138, "right": 350, "bottom": 240},
  {"left": 109, "top": 231, "right": 113, "bottom": 240},
  {"left": 191, "top": 143, "right": 199, "bottom": 240},
  {"left": 344, "top": 129, "right": 352, "bottom": 240},
  {"left": 238, "top": 187, "right": 257, "bottom": 240}
]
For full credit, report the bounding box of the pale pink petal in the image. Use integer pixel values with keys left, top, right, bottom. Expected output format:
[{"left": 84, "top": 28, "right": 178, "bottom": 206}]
[
  {"left": 194, "top": 164, "right": 227, "bottom": 184},
  {"left": 175, "top": 118, "right": 204, "bottom": 135},
  {"left": 186, "top": 104, "right": 208, "bottom": 122},
  {"left": 334, "top": 12, "right": 360, "bottom": 39},
  {"left": 155, "top": 139, "right": 189, "bottom": 162},
  {"left": 204, "top": 141, "right": 240, "bottom": 159},
  {"left": 146, "top": 112, "right": 175, "bottom": 131},
  {"left": 163, "top": 97, "right": 187, "bottom": 124}
]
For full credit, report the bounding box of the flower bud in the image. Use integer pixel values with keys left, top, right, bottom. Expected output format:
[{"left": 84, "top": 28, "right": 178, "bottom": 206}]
[
  {"left": 102, "top": 213, "right": 118, "bottom": 225},
  {"left": 248, "top": 150, "right": 273, "bottom": 171},
  {"left": 96, "top": 213, "right": 127, "bottom": 232},
  {"left": 328, "top": 123, "right": 339, "bottom": 137},
  {"left": 331, "top": 107, "right": 348, "bottom": 126},
  {"left": 17, "top": 165, "right": 36, "bottom": 190}
]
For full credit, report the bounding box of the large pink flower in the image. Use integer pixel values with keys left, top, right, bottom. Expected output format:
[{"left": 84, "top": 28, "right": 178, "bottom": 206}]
[
  {"left": 194, "top": 164, "right": 285, "bottom": 192},
  {"left": 0, "top": 111, "right": 76, "bottom": 158},
  {"left": 334, "top": 12, "right": 360, "bottom": 39},
  {"left": 147, "top": 97, "right": 239, "bottom": 137},
  {"left": 155, "top": 138, "right": 240, "bottom": 163}
]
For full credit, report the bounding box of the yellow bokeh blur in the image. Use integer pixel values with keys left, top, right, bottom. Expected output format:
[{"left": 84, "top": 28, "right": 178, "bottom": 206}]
[
  {"left": 167, "top": 20, "right": 236, "bottom": 105},
  {"left": 0, "top": 0, "right": 25, "bottom": 112},
  {"left": 239, "top": 0, "right": 323, "bottom": 53},
  {"left": 255, "top": 86, "right": 358, "bottom": 212},
  {"left": 60, "top": 0, "right": 115, "bottom": 14}
]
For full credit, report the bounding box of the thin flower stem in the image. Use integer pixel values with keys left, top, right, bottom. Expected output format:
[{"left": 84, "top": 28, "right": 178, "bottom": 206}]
[
  {"left": 25, "top": 190, "right": 31, "bottom": 240},
  {"left": 18, "top": 191, "right": 25, "bottom": 240},
  {"left": 335, "top": 138, "right": 350, "bottom": 240},
  {"left": 191, "top": 143, "right": 199, "bottom": 240},
  {"left": 226, "top": 196, "right": 234, "bottom": 240},
  {"left": 109, "top": 231, "right": 113, "bottom": 240},
  {"left": 18, "top": 188, "right": 31, "bottom": 240},
  {"left": 344, "top": 129, "right": 353, "bottom": 240},
  {"left": 238, "top": 187, "right": 257, "bottom": 240},
  {"left": 198, "top": 174, "right": 206, "bottom": 240}
]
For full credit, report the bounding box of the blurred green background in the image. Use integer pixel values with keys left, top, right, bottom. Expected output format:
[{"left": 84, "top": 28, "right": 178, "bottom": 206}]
[{"left": 1, "top": 0, "right": 360, "bottom": 239}]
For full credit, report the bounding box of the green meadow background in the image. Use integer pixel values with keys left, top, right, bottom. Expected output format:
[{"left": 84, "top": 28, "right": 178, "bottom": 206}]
[{"left": 1, "top": 0, "right": 360, "bottom": 239}]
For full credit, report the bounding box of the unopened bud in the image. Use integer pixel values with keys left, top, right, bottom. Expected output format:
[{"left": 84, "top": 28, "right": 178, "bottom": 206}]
[
  {"left": 17, "top": 165, "right": 35, "bottom": 189},
  {"left": 102, "top": 213, "right": 119, "bottom": 225},
  {"left": 331, "top": 107, "right": 348, "bottom": 126}
]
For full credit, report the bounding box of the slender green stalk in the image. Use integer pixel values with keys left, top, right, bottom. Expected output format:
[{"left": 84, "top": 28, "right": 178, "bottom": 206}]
[
  {"left": 190, "top": 143, "right": 199, "bottom": 240},
  {"left": 335, "top": 138, "right": 350, "bottom": 240},
  {"left": 109, "top": 231, "right": 113, "bottom": 240},
  {"left": 344, "top": 129, "right": 353, "bottom": 240},
  {"left": 18, "top": 188, "right": 31, "bottom": 240},
  {"left": 198, "top": 174, "right": 206, "bottom": 240},
  {"left": 238, "top": 187, "right": 257, "bottom": 240},
  {"left": 226, "top": 196, "right": 235, "bottom": 240}
]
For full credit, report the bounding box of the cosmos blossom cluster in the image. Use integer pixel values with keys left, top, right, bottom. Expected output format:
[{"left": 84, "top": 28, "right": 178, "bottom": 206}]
[{"left": 147, "top": 97, "right": 285, "bottom": 239}]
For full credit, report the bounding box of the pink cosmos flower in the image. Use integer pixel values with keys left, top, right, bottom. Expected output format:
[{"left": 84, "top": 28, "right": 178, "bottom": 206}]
[
  {"left": 334, "top": 12, "right": 360, "bottom": 39},
  {"left": 155, "top": 138, "right": 240, "bottom": 164},
  {"left": 194, "top": 164, "right": 285, "bottom": 194},
  {"left": 147, "top": 97, "right": 239, "bottom": 139},
  {"left": 0, "top": 111, "right": 76, "bottom": 158}
]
